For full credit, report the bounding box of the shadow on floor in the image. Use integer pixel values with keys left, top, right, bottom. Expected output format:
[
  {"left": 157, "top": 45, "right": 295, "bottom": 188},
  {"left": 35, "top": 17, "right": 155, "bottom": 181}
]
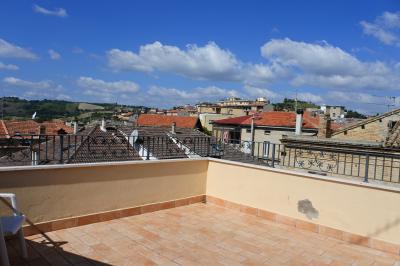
[{"left": 6, "top": 237, "right": 111, "bottom": 266}]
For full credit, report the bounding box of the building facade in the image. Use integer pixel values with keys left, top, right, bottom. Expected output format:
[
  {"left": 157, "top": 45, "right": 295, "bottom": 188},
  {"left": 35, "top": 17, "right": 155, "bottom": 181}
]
[{"left": 211, "top": 111, "right": 321, "bottom": 144}]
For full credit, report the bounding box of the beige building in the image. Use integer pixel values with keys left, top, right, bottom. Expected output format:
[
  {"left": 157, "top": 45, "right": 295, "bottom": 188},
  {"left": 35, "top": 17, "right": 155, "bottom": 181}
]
[
  {"left": 321, "top": 105, "right": 346, "bottom": 119},
  {"left": 197, "top": 97, "right": 271, "bottom": 116},
  {"left": 332, "top": 108, "right": 400, "bottom": 146},
  {"left": 198, "top": 113, "right": 234, "bottom": 132},
  {"left": 211, "top": 111, "right": 321, "bottom": 144}
]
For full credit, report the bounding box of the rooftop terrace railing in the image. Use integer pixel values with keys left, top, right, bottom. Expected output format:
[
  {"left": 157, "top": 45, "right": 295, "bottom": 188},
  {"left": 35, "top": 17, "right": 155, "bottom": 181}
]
[{"left": 1, "top": 134, "right": 400, "bottom": 184}]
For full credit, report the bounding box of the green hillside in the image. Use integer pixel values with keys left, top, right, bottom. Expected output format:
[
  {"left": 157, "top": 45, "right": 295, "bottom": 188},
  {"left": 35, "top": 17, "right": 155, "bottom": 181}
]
[{"left": 0, "top": 97, "right": 145, "bottom": 121}]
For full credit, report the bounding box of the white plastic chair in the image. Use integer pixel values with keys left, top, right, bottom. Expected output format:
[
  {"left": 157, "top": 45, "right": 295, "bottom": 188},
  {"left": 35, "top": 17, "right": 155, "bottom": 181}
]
[{"left": 0, "top": 193, "right": 27, "bottom": 266}]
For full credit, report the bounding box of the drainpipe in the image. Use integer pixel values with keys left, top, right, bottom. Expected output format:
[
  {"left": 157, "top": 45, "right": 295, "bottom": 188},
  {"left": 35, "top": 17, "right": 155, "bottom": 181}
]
[
  {"left": 295, "top": 109, "right": 303, "bottom": 135},
  {"left": 73, "top": 122, "right": 78, "bottom": 134}
]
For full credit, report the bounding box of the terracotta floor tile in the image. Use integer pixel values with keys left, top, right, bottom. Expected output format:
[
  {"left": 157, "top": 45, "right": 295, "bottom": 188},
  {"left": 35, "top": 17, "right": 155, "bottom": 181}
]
[{"left": 8, "top": 203, "right": 400, "bottom": 266}]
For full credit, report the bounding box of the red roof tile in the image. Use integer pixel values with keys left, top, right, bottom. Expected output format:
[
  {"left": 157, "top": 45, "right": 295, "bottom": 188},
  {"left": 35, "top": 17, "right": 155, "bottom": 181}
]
[
  {"left": 213, "top": 111, "right": 327, "bottom": 129},
  {"left": 1, "top": 120, "right": 73, "bottom": 136},
  {"left": 137, "top": 114, "right": 199, "bottom": 129}
]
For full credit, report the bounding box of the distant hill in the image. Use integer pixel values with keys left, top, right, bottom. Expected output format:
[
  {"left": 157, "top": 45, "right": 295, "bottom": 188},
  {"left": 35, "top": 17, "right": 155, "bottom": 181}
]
[
  {"left": 0, "top": 97, "right": 146, "bottom": 121},
  {"left": 78, "top": 102, "right": 105, "bottom": 111}
]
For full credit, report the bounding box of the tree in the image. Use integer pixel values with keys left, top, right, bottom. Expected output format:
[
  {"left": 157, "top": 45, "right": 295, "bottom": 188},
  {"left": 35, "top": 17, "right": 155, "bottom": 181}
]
[{"left": 345, "top": 110, "right": 367, "bottom": 119}]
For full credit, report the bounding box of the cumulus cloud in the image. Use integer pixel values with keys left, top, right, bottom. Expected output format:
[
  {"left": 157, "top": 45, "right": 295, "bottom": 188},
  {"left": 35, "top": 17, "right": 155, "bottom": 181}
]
[
  {"left": 0, "top": 39, "right": 37, "bottom": 59},
  {"left": 48, "top": 49, "right": 61, "bottom": 60},
  {"left": 360, "top": 11, "right": 400, "bottom": 46},
  {"left": 260, "top": 38, "right": 400, "bottom": 90},
  {"left": 3, "top": 77, "right": 55, "bottom": 89},
  {"left": 243, "top": 85, "right": 280, "bottom": 100},
  {"left": 33, "top": 5, "right": 67, "bottom": 18},
  {"left": 2, "top": 77, "right": 68, "bottom": 100},
  {"left": 77, "top": 76, "right": 140, "bottom": 101},
  {"left": 296, "top": 92, "right": 324, "bottom": 104},
  {"left": 107, "top": 41, "right": 286, "bottom": 84},
  {"left": 0, "top": 62, "right": 18, "bottom": 71},
  {"left": 147, "top": 85, "right": 240, "bottom": 106}
]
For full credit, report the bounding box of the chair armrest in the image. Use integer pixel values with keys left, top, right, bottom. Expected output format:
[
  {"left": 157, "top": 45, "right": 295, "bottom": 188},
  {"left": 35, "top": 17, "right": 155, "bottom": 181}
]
[
  {"left": 0, "top": 193, "right": 16, "bottom": 200},
  {"left": 0, "top": 193, "right": 19, "bottom": 215}
]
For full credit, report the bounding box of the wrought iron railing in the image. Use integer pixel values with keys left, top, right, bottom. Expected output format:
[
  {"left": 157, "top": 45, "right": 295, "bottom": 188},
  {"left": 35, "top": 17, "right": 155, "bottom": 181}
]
[{"left": 1, "top": 134, "right": 399, "bottom": 184}]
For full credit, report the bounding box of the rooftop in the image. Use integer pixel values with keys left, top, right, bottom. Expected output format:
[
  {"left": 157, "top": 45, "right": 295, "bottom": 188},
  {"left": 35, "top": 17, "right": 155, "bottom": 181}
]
[
  {"left": 212, "top": 111, "right": 335, "bottom": 130},
  {"left": 9, "top": 203, "right": 400, "bottom": 266},
  {"left": 0, "top": 120, "right": 73, "bottom": 137},
  {"left": 137, "top": 114, "right": 200, "bottom": 129}
]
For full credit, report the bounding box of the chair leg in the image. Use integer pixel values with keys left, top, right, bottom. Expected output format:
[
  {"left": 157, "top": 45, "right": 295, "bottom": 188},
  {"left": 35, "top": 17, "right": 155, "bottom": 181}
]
[
  {"left": 0, "top": 233, "right": 10, "bottom": 266},
  {"left": 17, "top": 229, "right": 27, "bottom": 259}
]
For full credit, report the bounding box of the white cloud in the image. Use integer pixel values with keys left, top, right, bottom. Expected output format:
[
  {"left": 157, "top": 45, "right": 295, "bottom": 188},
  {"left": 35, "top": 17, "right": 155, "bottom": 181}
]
[
  {"left": 0, "top": 62, "right": 18, "bottom": 71},
  {"left": 260, "top": 38, "right": 400, "bottom": 90},
  {"left": 107, "top": 41, "right": 285, "bottom": 84},
  {"left": 77, "top": 76, "right": 140, "bottom": 101},
  {"left": 3, "top": 77, "right": 68, "bottom": 101},
  {"left": 33, "top": 5, "right": 67, "bottom": 18},
  {"left": 24, "top": 91, "right": 71, "bottom": 101},
  {"left": 3, "top": 77, "right": 54, "bottom": 89},
  {"left": 296, "top": 92, "right": 324, "bottom": 104},
  {"left": 147, "top": 85, "right": 240, "bottom": 106},
  {"left": 0, "top": 39, "right": 38, "bottom": 59},
  {"left": 360, "top": 21, "right": 398, "bottom": 45},
  {"left": 360, "top": 11, "right": 400, "bottom": 46},
  {"left": 77, "top": 76, "right": 140, "bottom": 93},
  {"left": 243, "top": 85, "right": 280, "bottom": 100},
  {"left": 48, "top": 49, "right": 61, "bottom": 60}
]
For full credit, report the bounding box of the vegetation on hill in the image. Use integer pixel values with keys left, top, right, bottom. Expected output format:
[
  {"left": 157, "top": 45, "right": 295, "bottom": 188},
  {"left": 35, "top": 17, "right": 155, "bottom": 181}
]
[
  {"left": 345, "top": 110, "right": 367, "bottom": 119},
  {"left": 273, "top": 98, "right": 320, "bottom": 111},
  {"left": 0, "top": 97, "right": 146, "bottom": 121}
]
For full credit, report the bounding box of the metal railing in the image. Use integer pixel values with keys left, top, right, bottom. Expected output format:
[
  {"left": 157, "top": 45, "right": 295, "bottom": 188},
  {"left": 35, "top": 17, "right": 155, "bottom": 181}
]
[
  {"left": 213, "top": 139, "right": 400, "bottom": 184},
  {"left": 1, "top": 134, "right": 399, "bottom": 184}
]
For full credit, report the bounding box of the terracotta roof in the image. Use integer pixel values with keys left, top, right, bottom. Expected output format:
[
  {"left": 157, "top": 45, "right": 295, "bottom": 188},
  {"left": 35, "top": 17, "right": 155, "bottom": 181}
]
[
  {"left": 0, "top": 120, "right": 73, "bottom": 137},
  {"left": 213, "top": 111, "right": 322, "bottom": 129},
  {"left": 137, "top": 114, "right": 199, "bottom": 129}
]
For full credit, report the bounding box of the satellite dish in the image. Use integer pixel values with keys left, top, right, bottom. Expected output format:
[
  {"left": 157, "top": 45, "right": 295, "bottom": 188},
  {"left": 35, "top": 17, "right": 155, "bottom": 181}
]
[
  {"left": 32, "top": 112, "right": 37, "bottom": 119},
  {"left": 130, "top": 130, "right": 138, "bottom": 143}
]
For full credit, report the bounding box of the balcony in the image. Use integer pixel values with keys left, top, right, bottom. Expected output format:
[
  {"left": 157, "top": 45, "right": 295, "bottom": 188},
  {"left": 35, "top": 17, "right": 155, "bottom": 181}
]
[{"left": 1, "top": 158, "right": 400, "bottom": 265}]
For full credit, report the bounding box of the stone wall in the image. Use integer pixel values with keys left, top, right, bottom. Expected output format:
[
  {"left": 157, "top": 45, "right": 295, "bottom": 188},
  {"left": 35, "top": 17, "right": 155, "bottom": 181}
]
[{"left": 332, "top": 115, "right": 397, "bottom": 143}]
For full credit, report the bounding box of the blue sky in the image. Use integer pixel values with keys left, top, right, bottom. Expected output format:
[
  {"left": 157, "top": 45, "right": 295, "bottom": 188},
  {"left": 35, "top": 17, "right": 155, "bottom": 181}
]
[{"left": 0, "top": 1, "right": 399, "bottom": 114}]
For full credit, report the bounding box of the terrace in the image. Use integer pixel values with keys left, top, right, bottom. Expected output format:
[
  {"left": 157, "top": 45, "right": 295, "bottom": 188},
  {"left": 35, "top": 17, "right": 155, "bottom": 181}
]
[{"left": 1, "top": 158, "right": 400, "bottom": 265}]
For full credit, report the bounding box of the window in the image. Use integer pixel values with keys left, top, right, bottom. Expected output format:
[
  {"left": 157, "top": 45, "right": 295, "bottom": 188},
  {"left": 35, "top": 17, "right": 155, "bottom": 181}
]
[
  {"left": 361, "top": 125, "right": 365, "bottom": 129},
  {"left": 264, "top": 130, "right": 271, "bottom": 135},
  {"left": 388, "top": 121, "right": 397, "bottom": 129},
  {"left": 246, "top": 129, "right": 251, "bottom": 133},
  {"left": 344, "top": 131, "right": 347, "bottom": 135}
]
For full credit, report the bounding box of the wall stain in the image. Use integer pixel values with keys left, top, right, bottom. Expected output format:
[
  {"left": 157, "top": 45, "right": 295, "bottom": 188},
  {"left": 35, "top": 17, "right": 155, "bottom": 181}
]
[{"left": 297, "top": 199, "right": 319, "bottom": 220}]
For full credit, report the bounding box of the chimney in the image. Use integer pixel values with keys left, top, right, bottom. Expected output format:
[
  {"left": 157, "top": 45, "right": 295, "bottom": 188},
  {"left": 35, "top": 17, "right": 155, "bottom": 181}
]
[
  {"left": 100, "top": 118, "right": 106, "bottom": 132},
  {"left": 318, "top": 114, "right": 332, "bottom": 138},
  {"left": 171, "top": 122, "right": 176, "bottom": 134},
  {"left": 295, "top": 109, "right": 303, "bottom": 135},
  {"left": 38, "top": 125, "right": 46, "bottom": 135},
  {"left": 73, "top": 122, "right": 78, "bottom": 134}
]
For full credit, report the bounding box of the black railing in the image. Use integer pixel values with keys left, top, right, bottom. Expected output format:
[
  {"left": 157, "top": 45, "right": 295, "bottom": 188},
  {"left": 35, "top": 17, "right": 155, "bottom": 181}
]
[{"left": 1, "top": 134, "right": 399, "bottom": 184}]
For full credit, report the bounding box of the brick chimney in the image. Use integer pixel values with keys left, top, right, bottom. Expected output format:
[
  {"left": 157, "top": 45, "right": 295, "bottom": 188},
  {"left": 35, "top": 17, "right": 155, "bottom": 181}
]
[{"left": 318, "top": 114, "right": 332, "bottom": 138}]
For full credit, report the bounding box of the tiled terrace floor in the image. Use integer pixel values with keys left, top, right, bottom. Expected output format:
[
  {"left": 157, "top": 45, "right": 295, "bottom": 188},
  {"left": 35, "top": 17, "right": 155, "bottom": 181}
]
[{"left": 7, "top": 203, "right": 400, "bottom": 266}]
